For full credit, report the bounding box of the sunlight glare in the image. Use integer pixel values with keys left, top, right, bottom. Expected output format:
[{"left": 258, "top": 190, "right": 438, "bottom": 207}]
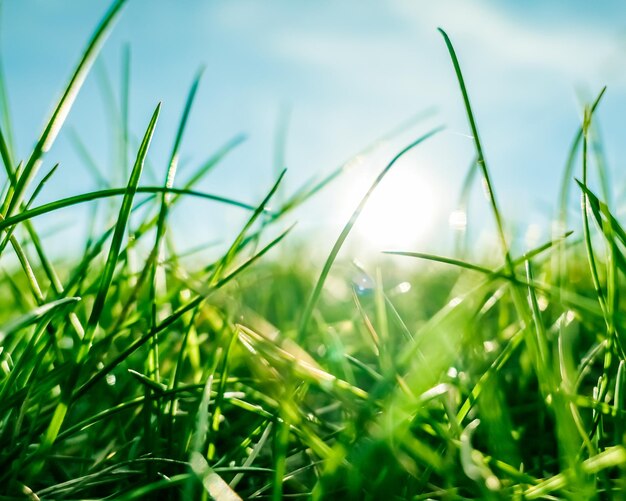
[
  {"left": 340, "top": 162, "right": 442, "bottom": 251},
  {"left": 448, "top": 209, "right": 467, "bottom": 231}
]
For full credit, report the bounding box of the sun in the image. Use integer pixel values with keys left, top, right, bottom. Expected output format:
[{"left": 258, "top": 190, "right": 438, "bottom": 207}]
[{"left": 338, "top": 159, "right": 442, "bottom": 251}]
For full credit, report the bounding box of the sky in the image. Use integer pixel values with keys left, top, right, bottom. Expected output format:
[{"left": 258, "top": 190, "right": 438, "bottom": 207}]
[{"left": 2, "top": 0, "right": 626, "bottom": 264}]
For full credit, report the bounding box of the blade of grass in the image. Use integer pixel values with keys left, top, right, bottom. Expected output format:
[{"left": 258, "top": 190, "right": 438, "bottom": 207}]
[
  {"left": 4, "top": 0, "right": 127, "bottom": 218},
  {"left": 190, "top": 452, "right": 243, "bottom": 501},
  {"left": 207, "top": 328, "right": 239, "bottom": 460},
  {"left": 0, "top": 219, "right": 44, "bottom": 304},
  {"left": 181, "top": 134, "right": 246, "bottom": 190},
  {"left": 0, "top": 297, "right": 80, "bottom": 345},
  {"left": 67, "top": 128, "right": 109, "bottom": 187},
  {"left": 229, "top": 421, "right": 273, "bottom": 489},
  {"left": 524, "top": 446, "right": 626, "bottom": 499},
  {"left": 0, "top": 126, "right": 15, "bottom": 190},
  {"left": 385, "top": 245, "right": 606, "bottom": 321},
  {"left": 148, "top": 69, "right": 203, "bottom": 389},
  {"left": 121, "top": 44, "right": 131, "bottom": 180},
  {"left": 552, "top": 87, "right": 607, "bottom": 332},
  {"left": 0, "top": 185, "right": 263, "bottom": 234},
  {"left": 579, "top": 106, "right": 624, "bottom": 450},
  {"left": 438, "top": 28, "right": 513, "bottom": 274},
  {"left": 385, "top": 230, "right": 572, "bottom": 282},
  {"left": 452, "top": 157, "right": 478, "bottom": 257},
  {"left": 80, "top": 103, "right": 160, "bottom": 360},
  {"left": 73, "top": 225, "right": 293, "bottom": 400},
  {"left": 38, "top": 103, "right": 159, "bottom": 460},
  {"left": 207, "top": 169, "right": 286, "bottom": 282},
  {"left": 580, "top": 108, "right": 608, "bottom": 321},
  {"left": 280, "top": 108, "right": 437, "bottom": 215},
  {"left": 557, "top": 87, "right": 606, "bottom": 230},
  {"left": 298, "top": 127, "right": 442, "bottom": 338}
]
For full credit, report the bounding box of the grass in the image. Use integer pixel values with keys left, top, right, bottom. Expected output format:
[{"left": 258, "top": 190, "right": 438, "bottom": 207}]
[{"left": 1, "top": 1, "right": 626, "bottom": 499}]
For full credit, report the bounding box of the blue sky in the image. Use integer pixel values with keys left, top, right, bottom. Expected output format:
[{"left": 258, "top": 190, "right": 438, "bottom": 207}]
[{"left": 2, "top": 0, "right": 626, "bottom": 261}]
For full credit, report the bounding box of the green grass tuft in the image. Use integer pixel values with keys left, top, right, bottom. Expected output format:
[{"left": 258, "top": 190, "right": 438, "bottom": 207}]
[{"left": 1, "top": 4, "right": 626, "bottom": 500}]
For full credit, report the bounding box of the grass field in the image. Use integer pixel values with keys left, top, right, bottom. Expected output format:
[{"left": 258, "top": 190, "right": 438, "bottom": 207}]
[{"left": 2, "top": 1, "right": 626, "bottom": 499}]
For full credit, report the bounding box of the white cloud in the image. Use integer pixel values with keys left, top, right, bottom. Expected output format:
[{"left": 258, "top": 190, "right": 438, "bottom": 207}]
[
  {"left": 395, "top": 1, "right": 622, "bottom": 82},
  {"left": 264, "top": 0, "right": 625, "bottom": 88}
]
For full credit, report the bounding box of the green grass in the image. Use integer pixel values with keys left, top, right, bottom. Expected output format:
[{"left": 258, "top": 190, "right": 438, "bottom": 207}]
[{"left": 1, "top": 2, "right": 626, "bottom": 499}]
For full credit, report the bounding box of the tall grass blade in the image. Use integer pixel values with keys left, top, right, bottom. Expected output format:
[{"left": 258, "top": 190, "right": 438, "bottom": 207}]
[
  {"left": 4, "top": 0, "right": 127, "bottom": 218},
  {"left": 73, "top": 225, "right": 292, "bottom": 400},
  {"left": 80, "top": 103, "right": 160, "bottom": 358},
  {"left": 0, "top": 186, "right": 261, "bottom": 234},
  {"left": 38, "top": 103, "right": 159, "bottom": 459},
  {"left": 438, "top": 28, "right": 513, "bottom": 273},
  {"left": 298, "top": 127, "right": 442, "bottom": 338},
  {"left": 0, "top": 297, "right": 80, "bottom": 344},
  {"left": 190, "top": 452, "right": 242, "bottom": 501}
]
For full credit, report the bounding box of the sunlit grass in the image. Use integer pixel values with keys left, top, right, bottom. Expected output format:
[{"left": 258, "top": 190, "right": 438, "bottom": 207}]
[{"left": 1, "top": 2, "right": 626, "bottom": 500}]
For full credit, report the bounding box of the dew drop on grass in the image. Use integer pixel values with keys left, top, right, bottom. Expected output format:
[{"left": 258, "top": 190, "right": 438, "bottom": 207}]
[
  {"left": 351, "top": 270, "right": 374, "bottom": 296},
  {"left": 392, "top": 281, "right": 411, "bottom": 294},
  {"left": 105, "top": 374, "right": 116, "bottom": 386}
]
